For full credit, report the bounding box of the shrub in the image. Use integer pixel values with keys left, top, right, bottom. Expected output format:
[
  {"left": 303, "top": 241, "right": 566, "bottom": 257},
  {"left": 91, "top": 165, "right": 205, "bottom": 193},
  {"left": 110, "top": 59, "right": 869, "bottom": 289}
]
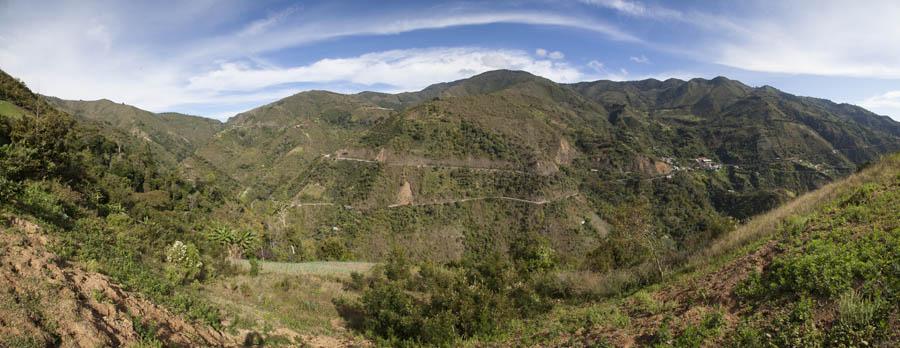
[
  {"left": 342, "top": 251, "right": 552, "bottom": 345},
  {"left": 826, "top": 290, "right": 887, "bottom": 346},
  {"left": 317, "top": 237, "right": 349, "bottom": 261},
  {"left": 248, "top": 257, "right": 260, "bottom": 276},
  {"left": 509, "top": 232, "right": 556, "bottom": 275},
  {"left": 20, "top": 181, "right": 69, "bottom": 224},
  {"left": 763, "top": 297, "right": 823, "bottom": 347},
  {"left": 0, "top": 175, "right": 21, "bottom": 202},
  {"left": 206, "top": 226, "right": 259, "bottom": 259},
  {"left": 165, "top": 241, "right": 203, "bottom": 284}
]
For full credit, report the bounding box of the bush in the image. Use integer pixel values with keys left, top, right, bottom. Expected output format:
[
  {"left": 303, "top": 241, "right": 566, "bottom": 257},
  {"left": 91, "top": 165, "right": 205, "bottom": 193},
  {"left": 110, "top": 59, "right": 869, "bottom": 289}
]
[
  {"left": 248, "top": 257, "right": 260, "bottom": 276},
  {"left": 165, "top": 241, "right": 203, "bottom": 284},
  {"left": 317, "top": 237, "right": 349, "bottom": 260},
  {"left": 762, "top": 297, "right": 823, "bottom": 347},
  {"left": 826, "top": 290, "right": 887, "bottom": 346},
  {"left": 341, "top": 251, "right": 553, "bottom": 345}
]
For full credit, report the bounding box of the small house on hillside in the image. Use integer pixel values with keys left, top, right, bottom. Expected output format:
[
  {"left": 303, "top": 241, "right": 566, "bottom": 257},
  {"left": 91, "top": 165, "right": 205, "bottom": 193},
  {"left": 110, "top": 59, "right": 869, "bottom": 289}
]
[{"left": 695, "top": 157, "right": 721, "bottom": 170}]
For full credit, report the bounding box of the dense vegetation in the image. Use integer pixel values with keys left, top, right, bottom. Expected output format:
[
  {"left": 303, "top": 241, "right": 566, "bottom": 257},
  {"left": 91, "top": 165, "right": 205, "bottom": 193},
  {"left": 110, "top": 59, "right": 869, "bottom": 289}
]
[
  {"left": 0, "top": 70, "right": 230, "bottom": 329},
  {"left": 731, "top": 173, "right": 899, "bottom": 346},
  {"left": 1, "top": 67, "right": 898, "bottom": 346}
]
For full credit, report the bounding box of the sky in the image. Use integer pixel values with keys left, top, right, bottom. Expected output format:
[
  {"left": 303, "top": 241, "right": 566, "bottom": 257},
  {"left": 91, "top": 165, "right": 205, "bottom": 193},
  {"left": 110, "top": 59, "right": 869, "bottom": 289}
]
[{"left": 1, "top": 0, "right": 899, "bottom": 121}]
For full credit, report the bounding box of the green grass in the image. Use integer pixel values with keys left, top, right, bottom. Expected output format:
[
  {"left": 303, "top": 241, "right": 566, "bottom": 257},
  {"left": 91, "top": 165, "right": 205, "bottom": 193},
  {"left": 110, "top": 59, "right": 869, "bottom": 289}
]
[
  {"left": 229, "top": 259, "right": 374, "bottom": 276},
  {"left": 0, "top": 100, "right": 27, "bottom": 118},
  {"left": 202, "top": 270, "right": 370, "bottom": 344}
]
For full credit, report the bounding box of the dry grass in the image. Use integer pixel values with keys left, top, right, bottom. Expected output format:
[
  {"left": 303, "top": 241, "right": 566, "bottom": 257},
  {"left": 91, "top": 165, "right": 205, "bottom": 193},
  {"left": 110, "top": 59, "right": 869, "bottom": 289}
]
[
  {"left": 204, "top": 272, "right": 360, "bottom": 338},
  {"left": 205, "top": 260, "right": 375, "bottom": 343},
  {"left": 686, "top": 154, "right": 899, "bottom": 270},
  {"left": 229, "top": 259, "right": 374, "bottom": 276}
]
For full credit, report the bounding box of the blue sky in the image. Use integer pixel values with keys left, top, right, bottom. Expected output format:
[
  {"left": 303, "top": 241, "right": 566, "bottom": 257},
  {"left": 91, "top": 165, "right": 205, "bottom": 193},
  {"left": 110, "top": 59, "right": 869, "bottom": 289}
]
[{"left": 1, "top": 0, "right": 899, "bottom": 121}]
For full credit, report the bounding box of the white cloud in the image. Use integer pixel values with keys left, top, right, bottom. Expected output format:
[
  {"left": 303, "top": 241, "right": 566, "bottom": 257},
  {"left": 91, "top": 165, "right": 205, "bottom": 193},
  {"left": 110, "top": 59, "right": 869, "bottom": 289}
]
[
  {"left": 185, "top": 10, "right": 641, "bottom": 62},
  {"left": 587, "top": 60, "right": 605, "bottom": 72},
  {"left": 629, "top": 54, "right": 649, "bottom": 64},
  {"left": 188, "top": 47, "right": 584, "bottom": 93},
  {"left": 711, "top": 1, "right": 900, "bottom": 78},
  {"left": 535, "top": 48, "right": 563, "bottom": 60},
  {"left": 0, "top": 1, "right": 639, "bottom": 120},
  {"left": 579, "top": 0, "right": 683, "bottom": 20},
  {"left": 583, "top": 0, "right": 900, "bottom": 79},
  {"left": 860, "top": 91, "right": 900, "bottom": 118}
]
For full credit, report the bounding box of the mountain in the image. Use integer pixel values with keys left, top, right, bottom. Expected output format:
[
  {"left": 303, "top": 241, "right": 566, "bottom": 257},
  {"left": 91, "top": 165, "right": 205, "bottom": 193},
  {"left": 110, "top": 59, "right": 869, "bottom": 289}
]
[
  {"left": 43, "top": 71, "right": 900, "bottom": 264},
  {"left": 45, "top": 97, "right": 238, "bottom": 190},
  {"left": 533, "top": 151, "right": 900, "bottom": 346},
  {"left": 0, "top": 68, "right": 235, "bottom": 346},
  {"left": 178, "top": 70, "right": 899, "bottom": 263},
  {"left": 4, "top": 67, "right": 899, "bottom": 346},
  {"left": 46, "top": 97, "right": 224, "bottom": 161}
]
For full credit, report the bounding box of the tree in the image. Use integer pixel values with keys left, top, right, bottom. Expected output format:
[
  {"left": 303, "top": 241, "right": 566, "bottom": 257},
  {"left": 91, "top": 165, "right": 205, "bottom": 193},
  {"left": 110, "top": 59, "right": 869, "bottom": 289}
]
[
  {"left": 165, "top": 241, "right": 203, "bottom": 284},
  {"left": 613, "top": 199, "right": 672, "bottom": 279},
  {"left": 207, "top": 226, "right": 259, "bottom": 259}
]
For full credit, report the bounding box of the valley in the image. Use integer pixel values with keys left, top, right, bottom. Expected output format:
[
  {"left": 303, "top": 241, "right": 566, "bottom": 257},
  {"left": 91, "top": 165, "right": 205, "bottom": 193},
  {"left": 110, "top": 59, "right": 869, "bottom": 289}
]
[{"left": 1, "top": 67, "right": 899, "bottom": 347}]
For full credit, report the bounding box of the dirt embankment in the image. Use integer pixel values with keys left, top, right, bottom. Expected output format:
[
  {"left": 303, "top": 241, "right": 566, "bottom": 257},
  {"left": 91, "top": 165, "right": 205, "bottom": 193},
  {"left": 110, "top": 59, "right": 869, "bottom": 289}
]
[{"left": 0, "top": 218, "right": 237, "bottom": 347}]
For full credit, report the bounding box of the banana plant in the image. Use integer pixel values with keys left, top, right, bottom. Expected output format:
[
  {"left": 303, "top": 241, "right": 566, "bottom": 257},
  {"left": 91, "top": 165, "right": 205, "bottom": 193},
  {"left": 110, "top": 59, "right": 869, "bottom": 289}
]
[{"left": 207, "top": 226, "right": 259, "bottom": 259}]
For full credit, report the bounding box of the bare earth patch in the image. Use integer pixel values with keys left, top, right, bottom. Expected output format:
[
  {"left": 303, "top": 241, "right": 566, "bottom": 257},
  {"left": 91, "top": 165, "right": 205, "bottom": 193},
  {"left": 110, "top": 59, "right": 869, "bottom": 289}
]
[{"left": 0, "top": 218, "right": 237, "bottom": 347}]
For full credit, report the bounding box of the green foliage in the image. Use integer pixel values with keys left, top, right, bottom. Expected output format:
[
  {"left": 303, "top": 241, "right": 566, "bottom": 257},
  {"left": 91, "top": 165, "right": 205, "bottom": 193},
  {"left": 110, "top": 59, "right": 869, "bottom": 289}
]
[
  {"left": 129, "top": 314, "right": 164, "bottom": 348},
  {"left": 165, "top": 241, "right": 203, "bottom": 284},
  {"left": 339, "top": 250, "right": 553, "bottom": 345},
  {"left": 763, "top": 297, "right": 824, "bottom": 347},
  {"left": 206, "top": 226, "right": 260, "bottom": 259},
  {"left": 317, "top": 237, "right": 350, "bottom": 261},
  {"left": 671, "top": 310, "right": 724, "bottom": 347},
  {"left": 509, "top": 232, "right": 557, "bottom": 275},
  {"left": 731, "top": 168, "right": 900, "bottom": 347},
  {"left": 19, "top": 181, "right": 71, "bottom": 225},
  {"left": 248, "top": 257, "right": 260, "bottom": 276},
  {"left": 826, "top": 290, "right": 888, "bottom": 346}
]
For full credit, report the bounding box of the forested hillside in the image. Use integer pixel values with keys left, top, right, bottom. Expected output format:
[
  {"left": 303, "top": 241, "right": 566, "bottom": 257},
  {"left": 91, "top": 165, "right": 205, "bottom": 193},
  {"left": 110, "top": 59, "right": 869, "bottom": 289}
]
[
  {"left": 181, "top": 70, "right": 899, "bottom": 271},
  {"left": 2, "top": 67, "right": 898, "bottom": 346},
  {"left": 0, "top": 69, "right": 236, "bottom": 346}
]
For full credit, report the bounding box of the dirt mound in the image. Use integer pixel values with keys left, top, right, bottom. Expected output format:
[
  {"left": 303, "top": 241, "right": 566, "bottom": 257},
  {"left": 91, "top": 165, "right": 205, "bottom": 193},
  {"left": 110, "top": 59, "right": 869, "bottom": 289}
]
[
  {"left": 660, "top": 240, "right": 779, "bottom": 309},
  {"left": 0, "top": 218, "right": 237, "bottom": 347},
  {"left": 395, "top": 180, "right": 413, "bottom": 206}
]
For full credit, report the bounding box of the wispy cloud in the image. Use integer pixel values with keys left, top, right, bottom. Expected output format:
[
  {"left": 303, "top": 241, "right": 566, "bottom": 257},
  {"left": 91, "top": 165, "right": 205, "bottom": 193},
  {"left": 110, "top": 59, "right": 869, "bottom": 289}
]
[
  {"left": 0, "top": 1, "right": 640, "bottom": 120},
  {"left": 579, "top": 0, "right": 682, "bottom": 20},
  {"left": 861, "top": 91, "right": 900, "bottom": 117},
  {"left": 188, "top": 47, "right": 584, "bottom": 93},
  {"left": 185, "top": 9, "right": 641, "bottom": 62},
  {"left": 581, "top": 0, "right": 900, "bottom": 79},
  {"left": 629, "top": 54, "right": 649, "bottom": 64},
  {"left": 711, "top": 1, "right": 900, "bottom": 78}
]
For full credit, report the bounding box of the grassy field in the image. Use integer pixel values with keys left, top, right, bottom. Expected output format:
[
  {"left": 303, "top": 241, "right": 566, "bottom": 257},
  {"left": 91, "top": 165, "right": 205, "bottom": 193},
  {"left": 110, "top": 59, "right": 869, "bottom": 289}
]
[
  {"left": 0, "top": 100, "right": 27, "bottom": 118},
  {"left": 229, "top": 259, "right": 374, "bottom": 276},
  {"left": 202, "top": 260, "right": 375, "bottom": 345}
]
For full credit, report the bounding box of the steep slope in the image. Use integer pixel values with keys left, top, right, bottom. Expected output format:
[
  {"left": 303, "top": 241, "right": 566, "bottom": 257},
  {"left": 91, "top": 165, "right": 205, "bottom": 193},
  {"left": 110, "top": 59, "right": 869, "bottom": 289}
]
[
  {"left": 0, "top": 218, "right": 235, "bottom": 347},
  {"left": 194, "top": 91, "right": 393, "bottom": 199},
  {"left": 569, "top": 76, "right": 898, "bottom": 165},
  {"left": 44, "top": 97, "right": 238, "bottom": 190},
  {"left": 46, "top": 97, "right": 223, "bottom": 161},
  {"left": 522, "top": 151, "right": 900, "bottom": 347},
  {"left": 0, "top": 69, "right": 240, "bottom": 346},
  {"left": 190, "top": 70, "right": 899, "bottom": 266}
]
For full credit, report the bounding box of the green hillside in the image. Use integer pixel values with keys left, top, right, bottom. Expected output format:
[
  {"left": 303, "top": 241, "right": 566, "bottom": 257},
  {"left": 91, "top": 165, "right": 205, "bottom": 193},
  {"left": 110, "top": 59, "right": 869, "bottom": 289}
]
[
  {"left": 508, "top": 151, "right": 900, "bottom": 347},
  {"left": 46, "top": 97, "right": 224, "bottom": 160},
  {"left": 2, "top": 67, "right": 898, "bottom": 346},
  {"left": 0, "top": 69, "right": 236, "bottom": 346},
  {"left": 188, "top": 70, "right": 899, "bottom": 270}
]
